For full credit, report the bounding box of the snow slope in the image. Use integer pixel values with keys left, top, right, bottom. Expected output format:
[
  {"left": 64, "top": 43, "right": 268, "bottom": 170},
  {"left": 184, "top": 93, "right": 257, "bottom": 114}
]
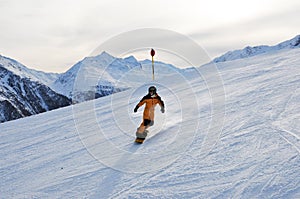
[{"left": 0, "top": 47, "right": 300, "bottom": 198}]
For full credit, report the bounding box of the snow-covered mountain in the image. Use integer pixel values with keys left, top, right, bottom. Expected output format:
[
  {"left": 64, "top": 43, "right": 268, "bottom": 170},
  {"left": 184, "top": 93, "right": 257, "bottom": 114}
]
[
  {"left": 0, "top": 52, "right": 189, "bottom": 122},
  {"left": 0, "top": 42, "right": 299, "bottom": 198},
  {"left": 0, "top": 56, "right": 71, "bottom": 123},
  {"left": 213, "top": 35, "right": 300, "bottom": 63},
  {"left": 0, "top": 55, "right": 59, "bottom": 85},
  {"left": 51, "top": 52, "right": 142, "bottom": 101}
]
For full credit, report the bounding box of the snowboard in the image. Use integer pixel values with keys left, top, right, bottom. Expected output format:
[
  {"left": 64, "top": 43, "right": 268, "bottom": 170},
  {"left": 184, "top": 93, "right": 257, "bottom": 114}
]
[{"left": 135, "top": 137, "right": 145, "bottom": 144}]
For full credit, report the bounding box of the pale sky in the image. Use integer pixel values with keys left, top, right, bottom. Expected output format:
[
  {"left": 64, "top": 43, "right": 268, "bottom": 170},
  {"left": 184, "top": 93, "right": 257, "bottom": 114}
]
[{"left": 0, "top": 0, "right": 299, "bottom": 73}]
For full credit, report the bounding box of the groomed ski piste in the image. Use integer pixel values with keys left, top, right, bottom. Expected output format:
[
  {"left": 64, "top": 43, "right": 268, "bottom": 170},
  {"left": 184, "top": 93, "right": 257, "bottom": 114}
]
[{"left": 1, "top": 48, "right": 300, "bottom": 198}]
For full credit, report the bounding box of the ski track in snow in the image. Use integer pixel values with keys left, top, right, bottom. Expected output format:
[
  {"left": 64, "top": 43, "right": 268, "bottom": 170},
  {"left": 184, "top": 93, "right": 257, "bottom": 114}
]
[{"left": 0, "top": 48, "right": 300, "bottom": 198}]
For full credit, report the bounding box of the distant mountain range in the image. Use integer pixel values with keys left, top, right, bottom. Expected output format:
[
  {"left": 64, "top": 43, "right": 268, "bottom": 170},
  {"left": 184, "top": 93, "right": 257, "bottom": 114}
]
[
  {"left": 0, "top": 35, "right": 299, "bottom": 123},
  {"left": 213, "top": 35, "right": 300, "bottom": 63}
]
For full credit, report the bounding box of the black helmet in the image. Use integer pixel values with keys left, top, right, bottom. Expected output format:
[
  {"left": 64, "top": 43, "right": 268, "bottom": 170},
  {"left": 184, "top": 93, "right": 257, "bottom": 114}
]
[{"left": 148, "top": 86, "right": 157, "bottom": 94}]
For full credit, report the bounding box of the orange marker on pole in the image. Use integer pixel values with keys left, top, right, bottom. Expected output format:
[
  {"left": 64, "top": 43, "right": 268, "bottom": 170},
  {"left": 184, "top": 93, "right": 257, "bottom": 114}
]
[{"left": 150, "top": 49, "right": 155, "bottom": 80}]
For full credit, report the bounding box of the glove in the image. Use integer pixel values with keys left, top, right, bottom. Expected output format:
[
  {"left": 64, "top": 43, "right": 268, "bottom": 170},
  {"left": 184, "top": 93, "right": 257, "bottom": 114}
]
[
  {"left": 161, "top": 107, "right": 165, "bottom": 113},
  {"left": 134, "top": 106, "right": 139, "bottom": 113}
]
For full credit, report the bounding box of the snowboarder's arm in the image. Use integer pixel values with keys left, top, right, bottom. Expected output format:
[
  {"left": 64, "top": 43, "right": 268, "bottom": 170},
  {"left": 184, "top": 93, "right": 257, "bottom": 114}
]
[
  {"left": 157, "top": 96, "right": 165, "bottom": 113},
  {"left": 134, "top": 96, "right": 147, "bottom": 112}
]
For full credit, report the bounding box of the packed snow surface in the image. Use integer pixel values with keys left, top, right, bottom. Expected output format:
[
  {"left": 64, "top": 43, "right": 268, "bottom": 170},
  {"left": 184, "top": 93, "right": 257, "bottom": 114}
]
[{"left": 0, "top": 48, "right": 300, "bottom": 198}]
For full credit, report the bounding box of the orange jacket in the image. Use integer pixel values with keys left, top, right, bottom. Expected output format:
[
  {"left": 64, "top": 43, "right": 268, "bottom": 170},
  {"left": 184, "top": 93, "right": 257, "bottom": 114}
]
[{"left": 136, "top": 94, "right": 164, "bottom": 120}]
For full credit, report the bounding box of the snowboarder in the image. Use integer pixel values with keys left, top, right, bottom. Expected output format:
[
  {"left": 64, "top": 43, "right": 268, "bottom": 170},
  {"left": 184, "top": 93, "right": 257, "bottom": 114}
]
[{"left": 134, "top": 86, "right": 165, "bottom": 143}]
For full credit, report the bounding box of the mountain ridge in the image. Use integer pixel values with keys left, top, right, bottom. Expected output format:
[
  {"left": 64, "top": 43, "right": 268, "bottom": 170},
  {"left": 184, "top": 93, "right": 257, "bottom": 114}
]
[
  {"left": 0, "top": 64, "right": 71, "bottom": 123},
  {"left": 213, "top": 35, "right": 300, "bottom": 63}
]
